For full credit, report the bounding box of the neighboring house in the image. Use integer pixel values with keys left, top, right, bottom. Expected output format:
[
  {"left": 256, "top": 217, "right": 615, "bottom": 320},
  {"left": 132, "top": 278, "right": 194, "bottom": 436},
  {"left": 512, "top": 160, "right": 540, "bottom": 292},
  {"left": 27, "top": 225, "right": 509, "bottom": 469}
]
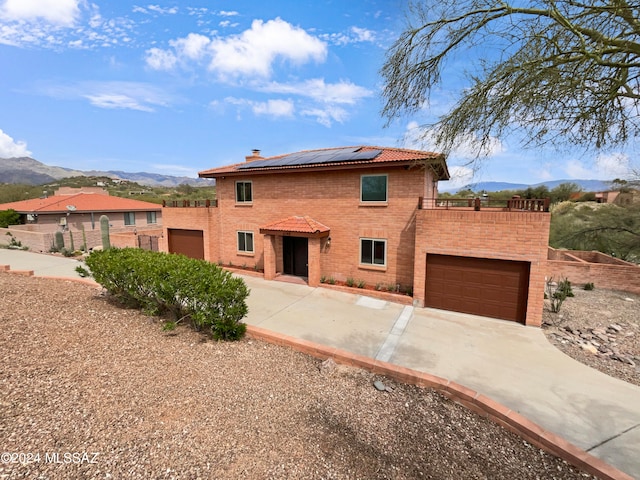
[
  {"left": 595, "top": 190, "right": 637, "bottom": 206},
  {"left": 161, "top": 146, "right": 550, "bottom": 326},
  {"left": 0, "top": 187, "right": 162, "bottom": 251}
]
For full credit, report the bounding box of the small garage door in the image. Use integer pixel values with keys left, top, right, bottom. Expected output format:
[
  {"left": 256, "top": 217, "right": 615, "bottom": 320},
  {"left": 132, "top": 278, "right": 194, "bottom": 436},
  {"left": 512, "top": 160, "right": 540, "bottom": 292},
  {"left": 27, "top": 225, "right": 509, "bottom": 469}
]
[
  {"left": 167, "top": 229, "right": 204, "bottom": 260},
  {"left": 425, "top": 254, "right": 530, "bottom": 323}
]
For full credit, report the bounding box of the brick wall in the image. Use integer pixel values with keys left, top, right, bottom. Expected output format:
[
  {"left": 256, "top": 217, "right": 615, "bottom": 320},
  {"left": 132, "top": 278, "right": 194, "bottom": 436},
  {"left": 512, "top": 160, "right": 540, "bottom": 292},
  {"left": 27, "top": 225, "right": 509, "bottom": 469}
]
[
  {"left": 212, "top": 166, "right": 432, "bottom": 289},
  {"left": 413, "top": 209, "right": 551, "bottom": 326},
  {"left": 547, "top": 261, "right": 640, "bottom": 295}
]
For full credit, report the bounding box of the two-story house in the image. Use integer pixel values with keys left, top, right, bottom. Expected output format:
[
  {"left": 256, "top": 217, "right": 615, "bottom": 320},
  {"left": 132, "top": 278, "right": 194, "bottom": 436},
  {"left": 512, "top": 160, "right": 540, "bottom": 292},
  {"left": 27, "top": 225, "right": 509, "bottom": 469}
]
[{"left": 161, "top": 146, "right": 550, "bottom": 326}]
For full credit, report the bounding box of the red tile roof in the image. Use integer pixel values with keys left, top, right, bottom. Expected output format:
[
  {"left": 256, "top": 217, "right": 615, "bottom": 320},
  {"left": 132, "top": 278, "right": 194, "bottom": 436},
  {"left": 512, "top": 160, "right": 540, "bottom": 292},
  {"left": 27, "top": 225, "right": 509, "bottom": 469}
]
[
  {"left": 0, "top": 192, "right": 161, "bottom": 214},
  {"left": 199, "top": 146, "right": 449, "bottom": 180},
  {"left": 260, "top": 216, "right": 330, "bottom": 236}
]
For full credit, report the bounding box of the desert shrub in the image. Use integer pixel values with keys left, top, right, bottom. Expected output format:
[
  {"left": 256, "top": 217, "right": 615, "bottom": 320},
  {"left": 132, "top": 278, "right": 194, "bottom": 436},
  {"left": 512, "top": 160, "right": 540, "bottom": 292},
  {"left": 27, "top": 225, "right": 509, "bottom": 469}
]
[
  {"left": 346, "top": 277, "right": 356, "bottom": 287},
  {"left": 357, "top": 279, "right": 366, "bottom": 289},
  {"left": 545, "top": 277, "right": 572, "bottom": 313},
  {"left": 85, "top": 248, "right": 249, "bottom": 340},
  {"left": 583, "top": 282, "right": 595, "bottom": 291}
]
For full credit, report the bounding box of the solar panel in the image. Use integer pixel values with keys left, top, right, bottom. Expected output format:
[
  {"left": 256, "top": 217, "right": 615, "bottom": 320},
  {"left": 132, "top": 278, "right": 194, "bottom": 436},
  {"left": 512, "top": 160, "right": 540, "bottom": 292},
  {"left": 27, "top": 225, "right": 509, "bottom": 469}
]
[{"left": 237, "top": 147, "right": 381, "bottom": 170}]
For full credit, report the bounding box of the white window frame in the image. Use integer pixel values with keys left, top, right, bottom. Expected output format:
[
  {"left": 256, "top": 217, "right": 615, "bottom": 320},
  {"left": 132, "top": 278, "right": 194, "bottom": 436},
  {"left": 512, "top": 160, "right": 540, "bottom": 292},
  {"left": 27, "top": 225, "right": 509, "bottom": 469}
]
[
  {"left": 237, "top": 231, "right": 254, "bottom": 253},
  {"left": 360, "top": 174, "right": 388, "bottom": 203},
  {"left": 235, "top": 181, "right": 253, "bottom": 204},
  {"left": 359, "top": 238, "right": 387, "bottom": 267}
]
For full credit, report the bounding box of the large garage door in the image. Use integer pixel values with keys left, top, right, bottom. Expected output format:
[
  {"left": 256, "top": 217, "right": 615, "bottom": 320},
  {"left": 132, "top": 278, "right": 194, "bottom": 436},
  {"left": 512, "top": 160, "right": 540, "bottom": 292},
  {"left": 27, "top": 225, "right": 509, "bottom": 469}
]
[
  {"left": 167, "top": 229, "right": 204, "bottom": 260},
  {"left": 425, "top": 254, "right": 530, "bottom": 323}
]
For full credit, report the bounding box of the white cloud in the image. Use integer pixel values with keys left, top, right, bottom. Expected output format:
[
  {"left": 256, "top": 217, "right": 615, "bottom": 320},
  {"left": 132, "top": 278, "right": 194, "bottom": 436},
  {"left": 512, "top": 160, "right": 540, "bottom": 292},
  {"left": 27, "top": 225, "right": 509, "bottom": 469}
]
[
  {"left": 83, "top": 93, "right": 154, "bottom": 112},
  {"left": 145, "top": 47, "right": 177, "bottom": 70},
  {"left": 252, "top": 99, "right": 294, "bottom": 117},
  {"left": 261, "top": 78, "right": 372, "bottom": 104},
  {"left": 564, "top": 159, "right": 593, "bottom": 178},
  {"left": 224, "top": 97, "right": 295, "bottom": 119},
  {"left": 402, "top": 121, "right": 504, "bottom": 158},
  {"left": 0, "top": 129, "right": 32, "bottom": 157},
  {"left": 0, "top": 0, "right": 80, "bottom": 26},
  {"left": 169, "top": 33, "right": 210, "bottom": 60},
  {"left": 207, "top": 18, "right": 327, "bottom": 79},
  {"left": 40, "top": 81, "right": 172, "bottom": 111},
  {"left": 219, "top": 10, "right": 238, "bottom": 17},
  {"left": 320, "top": 26, "right": 376, "bottom": 46},
  {"left": 146, "top": 18, "right": 327, "bottom": 80},
  {"left": 147, "top": 5, "right": 178, "bottom": 15},
  {"left": 595, "top": 152, "right": 633, "bottom": 178},
  {"left": 446, "top": 165, "right": 475, "bottom": 190},
  {"left": 301, "top": 106, "right": 348, "bottom": 127},
  {"left": 0, "top": 2, "right": 137, "bottom": 49}
]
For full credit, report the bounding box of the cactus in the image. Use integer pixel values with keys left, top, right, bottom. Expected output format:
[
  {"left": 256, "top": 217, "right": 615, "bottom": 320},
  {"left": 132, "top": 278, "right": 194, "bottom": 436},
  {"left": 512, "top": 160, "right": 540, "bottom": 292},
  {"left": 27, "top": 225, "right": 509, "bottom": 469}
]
[
  {"left": 81, "top": 225, "right": 87, "bottom": 252},
  {"left": 54, "top": 231, "right": 64, "bottom": 250},
  {"left": 100, "top": 215, "right": 111, "bottom": 249},
  {"left": 69, "top": 231, "right": 75, "bottom": 252}
]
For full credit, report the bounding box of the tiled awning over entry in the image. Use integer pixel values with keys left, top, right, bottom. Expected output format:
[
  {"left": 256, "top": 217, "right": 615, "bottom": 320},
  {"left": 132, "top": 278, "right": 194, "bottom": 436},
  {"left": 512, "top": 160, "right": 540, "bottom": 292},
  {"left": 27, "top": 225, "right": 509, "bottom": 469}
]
[{"left": 259, "top": 216, "right": 330, "bottom": 237}]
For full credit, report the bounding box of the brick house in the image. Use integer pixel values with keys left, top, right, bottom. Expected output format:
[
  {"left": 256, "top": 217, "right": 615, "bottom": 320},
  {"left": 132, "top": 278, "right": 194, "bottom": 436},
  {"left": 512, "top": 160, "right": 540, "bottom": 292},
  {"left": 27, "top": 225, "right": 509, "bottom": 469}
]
[
  {"left": 161, "top": 146, "right": 550, "bottom": 326},
  {"left": 0, "top": 187, "right": 162, "bottom": 252}
]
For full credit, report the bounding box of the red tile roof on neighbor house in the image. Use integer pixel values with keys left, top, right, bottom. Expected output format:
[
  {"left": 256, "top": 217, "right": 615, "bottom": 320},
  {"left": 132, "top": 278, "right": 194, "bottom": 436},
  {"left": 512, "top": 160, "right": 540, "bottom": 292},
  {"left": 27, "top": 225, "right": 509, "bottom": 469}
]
[
  {"left": 259, "top": 216, "right": 330, "bottom": 237},
  {"left": 199, "top": 146, "right": 450, "bottom": 180},
  {"left": 0, "top": 192, "right": 161, "bottom": 214}
]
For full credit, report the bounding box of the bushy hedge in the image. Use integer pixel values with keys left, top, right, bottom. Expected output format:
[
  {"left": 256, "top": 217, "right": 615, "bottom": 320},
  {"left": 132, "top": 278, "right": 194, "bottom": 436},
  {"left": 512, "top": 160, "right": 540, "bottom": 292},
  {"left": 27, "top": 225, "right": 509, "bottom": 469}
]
[{"left": 85, "top": 248, "right": 249, "bottom": 340}]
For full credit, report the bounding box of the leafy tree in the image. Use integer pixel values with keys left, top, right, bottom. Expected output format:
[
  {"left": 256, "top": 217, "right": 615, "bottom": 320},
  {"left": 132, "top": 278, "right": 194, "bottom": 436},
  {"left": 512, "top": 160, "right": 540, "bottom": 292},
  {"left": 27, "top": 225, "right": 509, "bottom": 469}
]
[
  {"left": 550, "top": 182, "right": 583, "bottom": 203},
  {"left": 0, "top": 209, "right": 20, "bottom": 228},
  {"left": 381, "top": 0, "right": 640, "bottom": 154},
  {"left": 550, "top": 202, "right": 640, "bottom": 262}
]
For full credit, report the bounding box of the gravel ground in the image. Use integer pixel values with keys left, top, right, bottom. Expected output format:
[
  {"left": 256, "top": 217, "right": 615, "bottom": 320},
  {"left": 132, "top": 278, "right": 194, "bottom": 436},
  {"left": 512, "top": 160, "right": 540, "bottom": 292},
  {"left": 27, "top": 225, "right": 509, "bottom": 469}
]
[
  {"left": 542, "top": 287, "right": 640, "bottom": 387},
  {"left": 0, "top": 274, "right": 597, "bottom": 479}
]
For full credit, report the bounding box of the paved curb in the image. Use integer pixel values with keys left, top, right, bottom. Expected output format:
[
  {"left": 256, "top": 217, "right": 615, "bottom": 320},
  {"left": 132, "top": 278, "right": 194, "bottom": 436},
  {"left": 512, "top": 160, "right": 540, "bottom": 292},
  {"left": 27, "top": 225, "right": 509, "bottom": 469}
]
[{"left": 246, "top": 325, "right": 634, "bottom": 480}]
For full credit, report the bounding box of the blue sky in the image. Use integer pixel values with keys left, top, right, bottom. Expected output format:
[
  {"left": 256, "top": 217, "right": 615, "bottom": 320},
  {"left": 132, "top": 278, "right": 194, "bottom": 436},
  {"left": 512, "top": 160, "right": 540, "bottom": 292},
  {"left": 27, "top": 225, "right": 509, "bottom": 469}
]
[{"left": 0, "top": 0, "right": 636, "bottom": 190}]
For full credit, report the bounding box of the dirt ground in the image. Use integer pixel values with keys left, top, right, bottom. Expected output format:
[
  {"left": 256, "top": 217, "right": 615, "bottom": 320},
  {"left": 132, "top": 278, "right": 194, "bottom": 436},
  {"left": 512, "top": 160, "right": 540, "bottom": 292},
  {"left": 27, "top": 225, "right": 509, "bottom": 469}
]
[
  {"left": 542, "top": 286, "right": 640, "bottom": 387},
  {"left": 0, "top": 273, "right": 598, "bottom": 479}
]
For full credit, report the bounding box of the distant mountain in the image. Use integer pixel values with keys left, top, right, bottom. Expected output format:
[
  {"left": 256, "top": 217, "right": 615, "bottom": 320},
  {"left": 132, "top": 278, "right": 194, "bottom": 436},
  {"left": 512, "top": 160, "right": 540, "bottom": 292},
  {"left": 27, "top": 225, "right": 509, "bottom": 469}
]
[
  {"left": 446, "top": 179, "right": 613, "bottom": 193},
  {"left": 0, "top": 157, "right": 214, "bottom": 187}
]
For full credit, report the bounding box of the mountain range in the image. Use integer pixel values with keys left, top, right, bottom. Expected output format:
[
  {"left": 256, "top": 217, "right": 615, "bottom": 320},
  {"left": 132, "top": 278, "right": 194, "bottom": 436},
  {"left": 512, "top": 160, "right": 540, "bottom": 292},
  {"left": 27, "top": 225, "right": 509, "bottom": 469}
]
[
  {"left": 443, "top": 179, "right": 613, "bottom": 193},
  {"left": 0, "top": 156, "right": 614, "bottom": 192},
  {"left": 0, "top": 157, "right": 214, "bottom": 187}
]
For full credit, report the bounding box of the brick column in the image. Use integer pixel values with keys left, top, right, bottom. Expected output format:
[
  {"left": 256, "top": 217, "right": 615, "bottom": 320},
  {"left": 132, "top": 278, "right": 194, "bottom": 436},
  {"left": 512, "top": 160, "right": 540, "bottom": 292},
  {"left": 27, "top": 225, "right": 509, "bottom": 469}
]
[
  {"left": 308, "top": 237, "right": 321, "bottom": 287},
  {"left": 263, "top": 234, "right": 277, "bottom": 280}
]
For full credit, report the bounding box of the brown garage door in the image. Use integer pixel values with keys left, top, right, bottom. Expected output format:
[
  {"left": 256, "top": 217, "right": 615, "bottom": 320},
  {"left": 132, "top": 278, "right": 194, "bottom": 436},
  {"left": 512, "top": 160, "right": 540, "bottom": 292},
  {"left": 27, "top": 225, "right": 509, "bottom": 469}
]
[
  {"left": 425, "top": 254, "right": 530, "bottom": 323},
  {"left": 167, "top": 229, "right": 204, "bottom": 260}
]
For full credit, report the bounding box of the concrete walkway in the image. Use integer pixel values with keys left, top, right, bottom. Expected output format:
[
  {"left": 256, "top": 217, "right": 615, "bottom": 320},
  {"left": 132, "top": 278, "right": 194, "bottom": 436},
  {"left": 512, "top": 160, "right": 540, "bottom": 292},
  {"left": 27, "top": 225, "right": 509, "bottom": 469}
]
[{"left": 1, "top": 249, "right": 639, "bottom": 478}]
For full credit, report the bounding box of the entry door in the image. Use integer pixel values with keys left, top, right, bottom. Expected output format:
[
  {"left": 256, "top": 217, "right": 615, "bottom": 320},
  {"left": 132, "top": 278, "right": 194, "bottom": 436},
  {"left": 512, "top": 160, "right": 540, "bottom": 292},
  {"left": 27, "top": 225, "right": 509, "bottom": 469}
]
[{"left": 283, "top": 236, "right": 308, "bottom": 277}]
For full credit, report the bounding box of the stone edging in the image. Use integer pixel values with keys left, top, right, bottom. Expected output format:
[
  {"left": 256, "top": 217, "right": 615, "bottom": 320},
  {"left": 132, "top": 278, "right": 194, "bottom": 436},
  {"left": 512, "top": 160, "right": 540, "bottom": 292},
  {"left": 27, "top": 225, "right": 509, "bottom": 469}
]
[{"left": 246, "top": 325, "right": 633, "bottom": 480}]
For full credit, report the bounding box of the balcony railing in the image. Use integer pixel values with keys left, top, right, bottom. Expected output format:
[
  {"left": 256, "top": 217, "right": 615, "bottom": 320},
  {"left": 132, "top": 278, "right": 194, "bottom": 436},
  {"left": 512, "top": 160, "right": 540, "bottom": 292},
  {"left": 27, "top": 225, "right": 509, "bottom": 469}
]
[
  {"left": 162, "top": 199, "right": 217, "bottom": 208},
  {"left": 419, "top": 196, "right": 550, "bottom": 212}
]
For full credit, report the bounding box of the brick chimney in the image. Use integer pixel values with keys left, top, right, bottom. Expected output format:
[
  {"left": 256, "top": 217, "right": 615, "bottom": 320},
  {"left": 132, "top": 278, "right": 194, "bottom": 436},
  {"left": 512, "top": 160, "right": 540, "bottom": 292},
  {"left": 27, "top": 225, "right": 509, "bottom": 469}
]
[{"left": 245, "top": 149, "right": 264, "bottom": 162}]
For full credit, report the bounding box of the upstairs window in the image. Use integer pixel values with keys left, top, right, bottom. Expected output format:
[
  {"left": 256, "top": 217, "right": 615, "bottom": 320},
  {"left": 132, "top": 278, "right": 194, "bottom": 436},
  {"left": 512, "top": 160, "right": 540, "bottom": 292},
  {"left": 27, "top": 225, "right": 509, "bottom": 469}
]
[
  {"left": 360, "top": 238, "right": 386, "bottom": 266},
  {"left": 124, "top": 212, "right": 136, "bottom": 226},
  {"left": 146, "top": 211, "right": 157, "bottom": 224},
  {"left": 236, "top": 181, "right": 253, "bottom": 203},
  {"left": 361, "top": 174, "right": 387, "bottom": 202}
]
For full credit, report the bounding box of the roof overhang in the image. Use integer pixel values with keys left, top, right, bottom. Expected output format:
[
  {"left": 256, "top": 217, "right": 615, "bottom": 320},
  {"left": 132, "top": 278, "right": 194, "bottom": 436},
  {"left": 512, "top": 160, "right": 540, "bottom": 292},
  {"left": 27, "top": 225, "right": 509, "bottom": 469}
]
[{"left": 259, "top": 216, "right": 330, "bottom": 238}]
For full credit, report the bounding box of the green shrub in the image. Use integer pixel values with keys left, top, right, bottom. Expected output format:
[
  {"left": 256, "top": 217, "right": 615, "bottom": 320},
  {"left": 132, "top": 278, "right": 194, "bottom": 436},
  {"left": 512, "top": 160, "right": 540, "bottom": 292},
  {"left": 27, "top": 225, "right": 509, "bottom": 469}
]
[
  {"left": 583, "top": 282, "right": 595, "bottom": 291},
  {"left": 557, "top": 278, "right": 574, "bottom": 297},
  {"left": 326, "top": 277, "right": 336, "bottom": 285},
  {"left": 357, "top": 279, "right": 366, "bottom": 289},
  {"left": 545, "top": 277, "right": 572, "bottom": 313},
  {"left": 85, "top": 248, "right": 249, "bottom": 340},
  {"left": 346, "top": 277, "right": 356, "bottom": 287},
  {"left": 320, "top": 275, "right": 326, "bottom": 284}
]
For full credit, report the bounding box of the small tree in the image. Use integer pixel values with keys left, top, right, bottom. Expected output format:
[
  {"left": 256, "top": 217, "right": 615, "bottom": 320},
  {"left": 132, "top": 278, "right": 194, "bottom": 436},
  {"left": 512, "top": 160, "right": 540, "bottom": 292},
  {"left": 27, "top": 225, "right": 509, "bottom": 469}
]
[
  {"left": 0, "top": 209, "right": 20, "bottom": 228},
  {"left": 381, "top": 0, "right": 640, "bottom": 155}
]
